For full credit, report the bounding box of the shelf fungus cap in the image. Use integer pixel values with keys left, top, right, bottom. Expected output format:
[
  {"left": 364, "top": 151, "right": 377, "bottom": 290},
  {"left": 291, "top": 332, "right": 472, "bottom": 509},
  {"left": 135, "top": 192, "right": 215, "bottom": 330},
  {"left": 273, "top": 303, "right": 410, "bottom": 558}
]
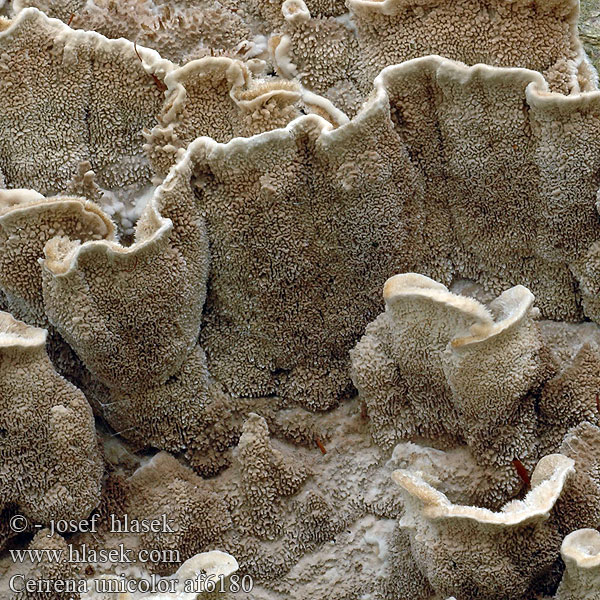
[
  {"left": 556, "top": 529, "right": 600, "bottom": 600},
  {"left": 0, "top": 190, "right": 115, "bottom": 325},
  {"left": 282, "top": 0, "right": 312, "bottom": 24},
  {"left": 392, "top": 454, "right": 576, "bottom": 599},
  {"left": 393, "top": 453, "right": 574, "bottom": 526},
  {"left": 450, "top": 285, "right": 536, "bottom": 349},
  {"left": 383, "top": 273, "right": 495, "bottom": 338},
  {"left": 0, "top": 310, "right": 103, "bottom": 528},
  {"left": 0, "top": 310, "right": 46, "bottom": 349}
]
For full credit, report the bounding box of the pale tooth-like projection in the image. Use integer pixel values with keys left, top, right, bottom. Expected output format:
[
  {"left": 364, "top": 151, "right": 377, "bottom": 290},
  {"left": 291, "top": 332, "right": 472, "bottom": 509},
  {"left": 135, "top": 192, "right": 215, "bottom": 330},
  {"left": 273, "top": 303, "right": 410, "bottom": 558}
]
[
  {"left": 236, "top": 413, "right": 309, "bottom": 540},
  {"left": 555, "top": 528, "right": 600, "bottom": 600},
  {"left": 393, "top": 454, "right": 576, "bottom": 600},
  {"left": 0, "top": 311, "right": 102, "bottom": 525}
]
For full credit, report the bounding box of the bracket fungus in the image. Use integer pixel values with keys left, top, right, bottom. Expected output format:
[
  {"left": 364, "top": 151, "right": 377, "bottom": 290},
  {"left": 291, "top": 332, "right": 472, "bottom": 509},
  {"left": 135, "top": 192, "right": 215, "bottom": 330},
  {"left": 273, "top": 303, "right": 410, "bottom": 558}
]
[
  {"left": 144, "top": 56, "right": 343, "bottom": 177},
  {"left": 351, "top": 275, "right": 547, "bottom": 457},
  {"left": 393, "top": 454, "right": 583, "bottom": 600},
  {"left": 2, "top": 0, "right": 600, "bottom": 598},
  {"left": 0, "top": 189, "right": 115, "bottom": 326},
  {"left": 40, "top": 157, "right": 209, "bottom": 395},
  {"left": 348, "top": 0, "right": 593, "bottom": 97},
  {"left": 0, "top": 8, "right": 169, "bottom": 207},
  {"left": 351, "top": 273, "right": 600, "bottom": 510},
  {"left": 556, "top": 528, "right": 600, "bottom": 600},
  {"left": 0, "top": 311, "right": 102, "bottom": 533}
]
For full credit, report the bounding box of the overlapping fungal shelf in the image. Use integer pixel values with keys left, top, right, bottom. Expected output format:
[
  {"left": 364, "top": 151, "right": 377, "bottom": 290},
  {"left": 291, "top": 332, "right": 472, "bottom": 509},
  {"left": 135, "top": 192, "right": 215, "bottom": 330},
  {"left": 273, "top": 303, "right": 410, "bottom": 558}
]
[{"left": 1, "top": 1, "right": 600, "bottom": 599}]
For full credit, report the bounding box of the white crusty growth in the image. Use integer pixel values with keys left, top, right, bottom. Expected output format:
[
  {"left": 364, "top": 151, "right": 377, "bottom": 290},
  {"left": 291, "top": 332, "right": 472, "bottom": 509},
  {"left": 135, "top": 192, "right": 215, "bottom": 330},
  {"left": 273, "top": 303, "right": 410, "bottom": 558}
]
[
  {"left": 81, "top": 550, "right": 239, "bottom": 600},
  {"left": 144, "top": 551, "right": 239, "bottom": 600}
]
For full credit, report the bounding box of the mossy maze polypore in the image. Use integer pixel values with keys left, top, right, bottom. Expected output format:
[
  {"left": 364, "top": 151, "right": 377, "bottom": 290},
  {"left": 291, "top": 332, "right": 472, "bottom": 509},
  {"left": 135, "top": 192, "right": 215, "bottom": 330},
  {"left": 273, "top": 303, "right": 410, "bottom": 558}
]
[{"left": 1, "top": 1, "right": 600, "bottom": 599}]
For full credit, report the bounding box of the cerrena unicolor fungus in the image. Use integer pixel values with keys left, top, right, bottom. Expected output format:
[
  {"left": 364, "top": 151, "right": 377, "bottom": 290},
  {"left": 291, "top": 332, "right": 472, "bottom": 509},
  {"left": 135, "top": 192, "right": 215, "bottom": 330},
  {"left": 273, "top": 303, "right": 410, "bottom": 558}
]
[{"left": 1, "top": 1, "right": 600, "bottom": 599}]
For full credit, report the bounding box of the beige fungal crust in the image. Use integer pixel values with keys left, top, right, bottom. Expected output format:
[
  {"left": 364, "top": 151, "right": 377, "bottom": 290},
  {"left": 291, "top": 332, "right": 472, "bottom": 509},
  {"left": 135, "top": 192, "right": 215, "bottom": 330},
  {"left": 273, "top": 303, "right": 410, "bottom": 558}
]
[
  {"left": 15, "top": 0, "right": 255, "bottom": 64},
  {"left": 556, "top": 529, "right": 600, "bottom": 600},
  {"left": 538, "top": 345, "right": 600, "bottom": 456},
  {"left": 392, "top": 454, "right": 580, "bottom": 600},
  {"left": 0, "top": 7, "right": 170, "bottom": 203},
  {"left": 99, "top": 345, "right": 240, "bottom": 466},
  {"left": 348, "top": 0, "right": 588, "bottom": 96},
  {"left": 2, "top": 3, "right": 600, "bottom": 597},
  {"left": 272, "top": 0, "right": 363, "bottom": 114},
  {"left": 14, "top": 529, "right": 80, "bottom": 600},
  {"left": 40, "top": 154, "right": 209, "bottom": 397},
  {"left": 145, "top": 56, "right": 315, "bottom": 176},
  {"left": 179, "top": 56, "right": 600, "bottom": 413},
  {"left": 125, "top": 452, "right": 233, "bottom": 575},
  {"left": 188, "top": 110, "right": 428, "bottom": 409},
  {"left": 556, "top": 423, "right": 600, "bottom": 535},
  {"left": 441, "top": 284, "right": 549, "bottom": 468},
  {"left": 351, "top": 274, "right": 546, "bottom": 470},
  {"left": 236, "top": 413, "right": 309, "bottom": 539},
  {"left": 0, "top": 311, "right": 102, "bottom": 531},
  {"left": 0, "top": 190, "right": 115, "bottom": 326},
  {"left": 270, "top": 0, "right": 592, "bottom": 114},
  {"left": 372, "top": 57, "right": 600, "bottom": 320}
]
